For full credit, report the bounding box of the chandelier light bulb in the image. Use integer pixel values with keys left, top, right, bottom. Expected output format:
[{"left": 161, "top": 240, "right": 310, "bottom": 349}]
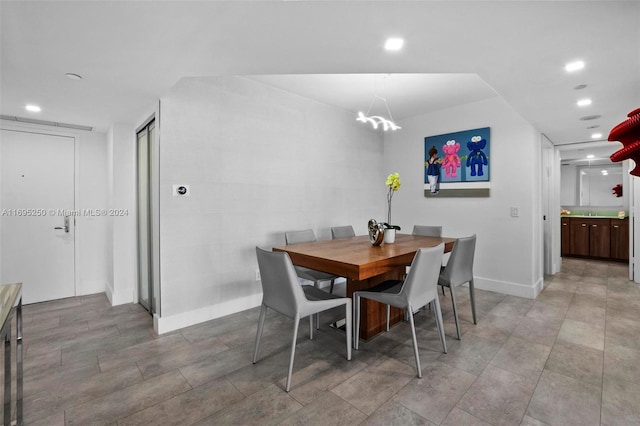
[{"left": 356, "top": 112, "right": 401, "bottom": 131}]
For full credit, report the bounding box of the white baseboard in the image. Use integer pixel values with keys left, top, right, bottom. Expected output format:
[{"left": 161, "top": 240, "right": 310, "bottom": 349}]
[
  {"left": 154, "top": 293, "right": 263, "bottom": 335},
  {"left": 105, "top": 280, "right": 135, "bottom": 306},
  {"left": 473, "top": 276, "right": 543, "bottom": 299},
  {"left": 151, "top": 276, "right": 543, "bottom": 335},
  {"left": 105, "top": 280, "right": 114, "bottom": 304}
]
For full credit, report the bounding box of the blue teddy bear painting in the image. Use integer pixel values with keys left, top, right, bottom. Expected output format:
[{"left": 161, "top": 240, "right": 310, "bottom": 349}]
[{"left": 466, "top": 135, "right": 488, "bottom": 177}]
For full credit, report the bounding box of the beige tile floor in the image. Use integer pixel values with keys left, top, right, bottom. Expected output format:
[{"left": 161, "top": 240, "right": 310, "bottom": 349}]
[{"left": 9, "top": 258, "right": 640, "bottom": 425}]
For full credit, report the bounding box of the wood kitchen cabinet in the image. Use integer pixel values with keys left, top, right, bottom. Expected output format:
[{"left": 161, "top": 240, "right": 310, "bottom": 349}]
[
  {"left": 569, "top": 218, "right": 591, "bottom": 256},
  {"left": 561, "top": 217, "right": 571, "bottom": 256},
  {"left": 610, "top": 218, "right": 629, "bottom": 260},
  {"left": 588, "top": 219, "right": 610, "bottom": 258},
  {"left": 561, "top": 216, "right": 628, "bottom": 261}
]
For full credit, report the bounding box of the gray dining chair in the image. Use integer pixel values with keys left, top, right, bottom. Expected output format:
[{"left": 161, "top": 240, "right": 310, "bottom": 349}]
[
  {"left": 331, "top": 225, "right": 356, "bottom": 239},
  {"left": 253, "top": 247, "right": 352, "bottom": 392},
  {"left": 285, "top": 229, "right": 339, "bottom": 293},
  {"left": 409, "top": 225, "right": 443, "bottom": 284},
  {"left": 438, "top": 234, "right": 477, "bottom": 340},
  {"left": 354, "top": 244, "right": 447, "bottom": 378},
  {"left": 412, "top": 225, "right": 448, "bottom": 293},
  {"left": 412, "top": 225, "right": 442, "bottom": 237}
]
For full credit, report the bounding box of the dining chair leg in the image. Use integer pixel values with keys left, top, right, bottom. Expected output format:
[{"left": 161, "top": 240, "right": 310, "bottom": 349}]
[
  {"left": 441, "top": 285, "right": 445, "bottom": 296},
  {"left": 329, "top": 279, "right": 335, "bottom": 294},
  {"left": 309, "top": 315, "right": 314, "bottom": 340},
  {"left": 286, "top": 314, "right": 301, "bottom": 392},
  {"left": 354, "top": 296, "right": 360, "bottom": 350},
  {"left": 449, "top": 285, "right": 461, "bottom": 340},
  {"left": 433, "top": 298, "right": 447, "bottom": 354},
  {"left": 386, "top": 305, "right": 390, "bottom": 331},
  {"left": 407, "top": 304, "right": 422, "bottom": 378},
  {"left": 345, "top": 302, "right": 352, "bottom": 360},
  {"left": 469, "top": 279, "right": 477, "bottom": 324},
  {"left": 252, "top": 304, "right": 267, "bottom": 363}
]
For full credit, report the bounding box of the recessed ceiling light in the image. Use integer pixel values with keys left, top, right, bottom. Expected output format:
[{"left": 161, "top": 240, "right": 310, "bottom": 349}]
[
  {"left": 577, "top": 98, "right": 592, "bottom": 107},
  {"left": 65, "top": 73, "right": 83, "bottom": 80},
  {"left": 587, "top": 154, "right": 595, "bottom": 159},
  {"left": 591, "top": 133, "right": 603, "bottom": 139},
  {"left": 25, "top": 104, "right": 41, "bottom": 113},
  {"left": 384, "top": 38, "right": 404, "bottom": 51},
  {"left": 565, "top": 60, "right": 585, "bottom": 72}
]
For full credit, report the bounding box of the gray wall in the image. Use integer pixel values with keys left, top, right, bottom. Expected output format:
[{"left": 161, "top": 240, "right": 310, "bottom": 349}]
[
  {"left": 384, "top": 97, "right": 543, "bottom": 298},
  {"left": 157, "top": 76, "right": 384, "bottom": 331}
]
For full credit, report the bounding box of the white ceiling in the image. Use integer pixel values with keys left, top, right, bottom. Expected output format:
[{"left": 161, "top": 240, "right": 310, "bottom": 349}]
[
  {"left": 559, "top": 141, "right": 621, "bottom": 165},
  {"left": 1, "top": 1, "right": 638, "bottom": 145},
  {"left": 248, "top": 73, "right": 499, "bottom": 122}
]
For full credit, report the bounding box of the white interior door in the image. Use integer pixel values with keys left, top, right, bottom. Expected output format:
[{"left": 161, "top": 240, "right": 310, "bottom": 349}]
[{"left": 1, "top": 129, "right": 75, "bottom": 304}]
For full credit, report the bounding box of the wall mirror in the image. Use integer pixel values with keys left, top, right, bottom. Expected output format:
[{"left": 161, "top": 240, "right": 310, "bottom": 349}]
[
  {"left": 560, "top": 143, "right": 625, "bottom": 208},
  {"left": 577, "top": 161, "right": 623, "bottom": 206}
]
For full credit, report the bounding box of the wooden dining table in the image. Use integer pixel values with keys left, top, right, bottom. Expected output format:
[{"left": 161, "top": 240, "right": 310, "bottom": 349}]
[{"left": 273, "top": 233, "right": 456, "bottom": 339}]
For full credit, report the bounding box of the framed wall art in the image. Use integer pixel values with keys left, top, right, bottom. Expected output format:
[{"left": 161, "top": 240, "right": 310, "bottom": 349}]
[{"left": 424, "top": 127, "right": 490, "bottom": 197}]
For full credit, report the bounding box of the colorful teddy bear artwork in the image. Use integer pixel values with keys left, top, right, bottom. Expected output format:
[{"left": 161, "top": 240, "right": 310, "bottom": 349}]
[
  {"left": 466, "top": 135, "right": 488, "bottom": 177},
  {"left": 441, "top": 140, "right": 461, "bottom": 178}
]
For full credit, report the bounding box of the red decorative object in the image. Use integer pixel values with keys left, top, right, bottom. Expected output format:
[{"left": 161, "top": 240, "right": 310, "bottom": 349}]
[
  {"left": 612, "top": 184, "right": 623, "bottom": 197},
  {"left": 609, "top": 107, "right": 640, "bottom": 176}
]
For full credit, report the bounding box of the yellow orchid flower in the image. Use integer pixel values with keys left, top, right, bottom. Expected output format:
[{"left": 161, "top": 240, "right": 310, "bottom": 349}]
[
  {"left": 386, "top": 172, "right": 401, "bottom": 190},
  {"left": 385, "top": 173, "right": 401, "bottom": 230}
]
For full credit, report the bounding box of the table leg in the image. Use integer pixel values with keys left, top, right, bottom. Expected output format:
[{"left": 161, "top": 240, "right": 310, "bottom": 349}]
[{"left": 348, "top": 267, "right": 406, "bottom": 340}]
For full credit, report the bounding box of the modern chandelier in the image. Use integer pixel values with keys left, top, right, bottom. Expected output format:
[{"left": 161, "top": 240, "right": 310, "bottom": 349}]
[{"left": 356, "top": 75, "right": 401, "bottom": 131}]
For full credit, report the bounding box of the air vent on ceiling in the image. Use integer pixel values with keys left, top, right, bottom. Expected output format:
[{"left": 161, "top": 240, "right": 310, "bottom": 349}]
[
  {"left": 580, "top": 115, "right": 602, "bottom": 121},
  {"left": 0, "top": 115, "right": 93, "bottom": 131}
]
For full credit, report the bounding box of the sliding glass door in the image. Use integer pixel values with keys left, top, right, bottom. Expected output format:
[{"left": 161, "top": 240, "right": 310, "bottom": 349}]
[{"left": 137, "top": 119, "right": 157, "bottom": 314}]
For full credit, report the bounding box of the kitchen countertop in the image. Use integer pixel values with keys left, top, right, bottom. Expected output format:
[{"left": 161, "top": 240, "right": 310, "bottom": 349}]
[{"left": 561, "top": 215, "right": 627, "bottom": 219}]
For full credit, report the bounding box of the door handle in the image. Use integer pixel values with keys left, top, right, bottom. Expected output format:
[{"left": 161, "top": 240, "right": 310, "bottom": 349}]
[{"left": 54, "top": 216, "right": 70, "bottom": 233}]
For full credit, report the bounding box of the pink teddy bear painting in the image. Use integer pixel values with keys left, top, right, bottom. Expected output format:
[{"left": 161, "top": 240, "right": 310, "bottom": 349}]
[{"left": 441, "top": 140, "right": 461, "bottom": 178}]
